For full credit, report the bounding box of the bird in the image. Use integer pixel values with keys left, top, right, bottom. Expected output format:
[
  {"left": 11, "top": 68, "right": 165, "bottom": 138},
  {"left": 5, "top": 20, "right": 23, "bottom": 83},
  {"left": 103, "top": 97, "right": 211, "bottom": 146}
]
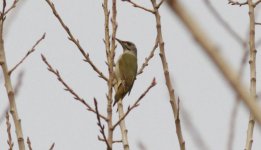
[{"left": 113, "top": 38, "right": 138, "bottom": 106}]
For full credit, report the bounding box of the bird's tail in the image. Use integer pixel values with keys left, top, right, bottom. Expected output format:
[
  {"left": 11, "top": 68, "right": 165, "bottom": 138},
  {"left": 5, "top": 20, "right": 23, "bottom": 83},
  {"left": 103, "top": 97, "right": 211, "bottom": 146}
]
[{"left": 113, "top": 93, "right": 120, "bottom": 106}]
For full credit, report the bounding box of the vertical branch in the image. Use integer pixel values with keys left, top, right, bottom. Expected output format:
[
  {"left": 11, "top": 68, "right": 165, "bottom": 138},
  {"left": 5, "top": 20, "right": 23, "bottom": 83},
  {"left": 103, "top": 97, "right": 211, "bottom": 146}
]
[
  {"left": 150, "top": 0, "right": 185, "bottom": 149},
  {"left": 0, "top": 5, "right": 25, "bottom": 150},
  {"left": 117, "top": 99, "right": 130, "bottom": 150},
  {"left": 103, "top": 0, "right": 113, "bottom": 148},
  {"left": 245, "top": 0, "right": 257, "bottom": 150},
  {"left": 112, "top": 0, "right": 130, "bottom": 150}
]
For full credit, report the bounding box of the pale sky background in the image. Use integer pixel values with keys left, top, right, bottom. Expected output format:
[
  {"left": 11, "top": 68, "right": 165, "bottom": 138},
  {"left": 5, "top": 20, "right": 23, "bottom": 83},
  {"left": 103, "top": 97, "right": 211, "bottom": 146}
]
[{"left": 1, "top": 0, "right": 261, "bottom": 150}]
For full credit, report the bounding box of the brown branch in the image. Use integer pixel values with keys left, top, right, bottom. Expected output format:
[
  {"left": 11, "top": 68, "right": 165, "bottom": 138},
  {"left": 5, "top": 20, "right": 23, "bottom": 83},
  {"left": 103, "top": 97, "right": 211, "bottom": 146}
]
[
  {"left": 245, "top": 0, "right": 257, "bottom": 149},
  {"left": 151, "top": 0, "right": 186, "bottom": 149},
  {"left": 112, "top": 78, "right": 156, "bottom": 130},
  {"left": 98, "top": 136, "right": 122, "bottom": 143},
  {"left": 4, "top": 0, "right": 19, "bottom": 16},
  {"left": 26, "top": 137, "right": 33, "bottom": 150},
  {"left": 137, "top": 38, "right": 158, "bottom": 75},
  {"left": 228, "top": 0, "right": 248, "bottom": 6},
  {"left": 0, "top": 5, "right": 25, "bottom": 149},
  {"left": 156, "top": 0, "right": 165, "bottom": 9},
  {"left": 123, "top": 0, "right": 155, "bottom": 13},
  {"left": 167, "top": 0, "right": 261, "bottom": 125},
  {"left": 254, "top": 0, "right": 261, "bottom": 7},
  {"left": 41, "top": 54, "right": 108, "bottom": 121},
  {"left": 6, "top": 112, "right": 13, "bottom": 150},
  {"left": 255, "top": 22, "right": 261, "bottom": 25},
  {"left": 116, "top": 99, "right": 130, "bottom": 150},
  {"left": 204, "top": 0, "right": 245, "bottom": 45},
  {"left": 9, "top": 33, "right": 46, "bottom": 75},
  {"left": 49, "top": 143, "right": 55, "bottom": 150},
  {"left": 94, "top": 98, "right": 111, "bottom": 150},
  {"left": 45, "top": 0, "right": 108, "bottom": 82}
]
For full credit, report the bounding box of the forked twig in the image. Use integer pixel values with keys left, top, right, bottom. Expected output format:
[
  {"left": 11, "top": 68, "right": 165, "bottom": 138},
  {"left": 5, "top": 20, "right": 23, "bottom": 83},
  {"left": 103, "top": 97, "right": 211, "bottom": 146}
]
[
  {"left": 4, "top": 0, "right": 19, "bottom": 16},
  {"left": 137, "top": 38, "right": 158, "bottom": 75},
  {"left": 41, "top": 54, "right": 108, "bottom": 121},
  {"left": 94, "top": 98, "right": 111, "bottom": 150},
  {"left": 45, "top": 0, "right": 108, "bottom": 82},
  {"left": 9, "top": 33, "right": 46, "bottom": 75},
  {"left": 123, "top": 0, "right": 155, "bottom": 13}
]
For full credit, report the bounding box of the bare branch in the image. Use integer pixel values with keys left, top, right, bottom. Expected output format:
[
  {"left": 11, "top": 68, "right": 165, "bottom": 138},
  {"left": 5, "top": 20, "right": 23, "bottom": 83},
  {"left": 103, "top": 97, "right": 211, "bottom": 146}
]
[
  {"left": 26, "top": 137, "right": 33, "bottom": 150},
  {"left": 45, "top": 0, "right": 108, "bottom": 82},
  {"left": 41, "top": 54, "right": 108, "bottom": 121},
  {"left": 49, "top": 143, "right": 55, "bottom": 150},
  {"left": 244, "top": 0, "right": 257, "bottom": 149},
  {"left": 254, "top": 0, "right": 261, "bottom": 7},
  {"left": 113, "top": 78, "right": 156, "bottom": 129},
  {"left": 4, "top": 0, "right": 19, "bottom": 16},
  {"left": 151, "top": 0, "right": 186, "bottom": 149},
  {"left": 255, "top": 22, "right": 261, "bottom": 25},
  {"left": 228, "top": 0, "right": 248, "bottom": 6},
  {"left": 156, "top": 0, "right": 165, "bottom": 9},
  {"left": 122, "top": 0, "right": 155, "bottom": 13},
  {"left": 6, "top": 112, "right": 13, "bottom": 150},
  {"left": 98, "top": 136, "right": 122, "bottom": 143},
  {"left": 0, "top": 4, "right": 25, "bottom": 148},
  {"left": 94, "top": 98, "right": 111, "bottom": 150},
  {"left": 137, "top": 38, "right": 158, "bottom": 75},
  {"left": 9, "top": 33, "right": 46, "bottom": 75}
]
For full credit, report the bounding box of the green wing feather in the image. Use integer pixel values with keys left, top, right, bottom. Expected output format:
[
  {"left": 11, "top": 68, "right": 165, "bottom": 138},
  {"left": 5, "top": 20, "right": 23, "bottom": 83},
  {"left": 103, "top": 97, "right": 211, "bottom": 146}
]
[
  {"left": 119, "top": 53, "right": 137, "bottom": 95},
  {"left": 114, "top": 52, "right": 137, "bottom": 106}
]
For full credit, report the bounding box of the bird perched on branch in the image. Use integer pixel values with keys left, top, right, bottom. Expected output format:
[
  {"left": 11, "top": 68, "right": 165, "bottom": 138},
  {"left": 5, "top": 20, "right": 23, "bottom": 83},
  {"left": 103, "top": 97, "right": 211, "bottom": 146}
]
[{"left": 113, "top": 38, "right": 138, "bottom": 106}]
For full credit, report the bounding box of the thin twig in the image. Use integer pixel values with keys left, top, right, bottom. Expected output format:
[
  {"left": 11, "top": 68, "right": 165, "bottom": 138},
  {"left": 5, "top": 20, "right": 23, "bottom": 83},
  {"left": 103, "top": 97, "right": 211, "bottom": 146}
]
[
  {"left": 167, "top": 0, "right": 261, "bottom": 125},
  {"left": 113, "top": 78, "right": 156, "bottom": 130},
  {"left": 98, "top": 136, "right": 122, "bottom": 143},
  {"left": 255, "top": 22, "right": 261, "bottom": 25},
  {"left": 41, "top": 54, "right": 108, "bottom": 121},
  {"left": 94, "top": 98, "right": 111, "bottom": 150},
  {"left": 6, "top": 112, "right": 13, "bottom": 150},
  {"left": 49, "top": 143, "right": 55, "bottom": 150},
  {"left": 9, "top": 33, "right": 46, "bottom": 75},
  {"left": 26, "top": 137, "right": 33, "bottom": 150},
  {"left": 137, "top": 38, "right": 158, "bottom": 75},
  {"left": 4, "top": 0, "right": 19, "bottom": 16},
  {"left": 45, "top": 0, "right": 108, "bottom": 82},
  {"left": 228, "top": 0, "right": 248, "bottom": 6},
  {"left": 123, "top": 0, "right": 155, "bottom": 13},
  {"left": 254, "top": 0, "right": 261, "bottom": 7}
]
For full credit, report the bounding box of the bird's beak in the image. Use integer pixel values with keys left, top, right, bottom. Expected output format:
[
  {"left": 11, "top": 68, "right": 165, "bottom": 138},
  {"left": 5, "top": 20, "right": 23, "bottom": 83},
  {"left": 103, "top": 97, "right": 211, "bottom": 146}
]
[
  {"left": 116, "top": 38, "right": 126, "bottom": 50},
  {"left": 116, "top": 38, "right": 123, "bottom": 45}
]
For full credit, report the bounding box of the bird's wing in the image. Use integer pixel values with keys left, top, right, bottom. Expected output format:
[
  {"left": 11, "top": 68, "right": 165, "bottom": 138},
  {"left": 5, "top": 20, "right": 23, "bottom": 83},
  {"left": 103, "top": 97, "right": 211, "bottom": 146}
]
[{"left": 118, "top": 52, "right": 137, "bottom": 95}]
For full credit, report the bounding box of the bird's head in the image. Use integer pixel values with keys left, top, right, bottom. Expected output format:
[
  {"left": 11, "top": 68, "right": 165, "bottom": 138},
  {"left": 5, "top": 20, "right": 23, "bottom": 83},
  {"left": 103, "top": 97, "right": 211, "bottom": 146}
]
[{"left": 116, "top": 38, "right": 137, "bottom": 56}]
